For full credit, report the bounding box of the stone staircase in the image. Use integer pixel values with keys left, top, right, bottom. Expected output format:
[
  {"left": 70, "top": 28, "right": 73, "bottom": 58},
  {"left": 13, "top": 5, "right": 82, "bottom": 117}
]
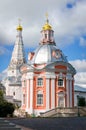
[
  {"left": 40, "top": 107, "right": 86, "bottom": 117},
  {"left": 0, "top": 118, "right": 22, "bottom": 130}
]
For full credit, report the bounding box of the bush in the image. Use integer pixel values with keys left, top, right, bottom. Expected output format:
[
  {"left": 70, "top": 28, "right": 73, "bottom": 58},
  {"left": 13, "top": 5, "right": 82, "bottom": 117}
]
[
  {"left": 78, "top": 97, "right": 86, "bottom": 106},
  {"left": 0, "top": 90, "right": 15, "bottom": 117},
  {"left": 0, "top": 101, "right": 15, "bottom": 117}
]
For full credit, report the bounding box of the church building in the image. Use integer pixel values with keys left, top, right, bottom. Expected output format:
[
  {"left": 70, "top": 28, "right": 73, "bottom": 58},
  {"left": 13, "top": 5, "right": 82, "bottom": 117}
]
[{"left": 20, "top": 17, "right": 76, "bottom": 116}]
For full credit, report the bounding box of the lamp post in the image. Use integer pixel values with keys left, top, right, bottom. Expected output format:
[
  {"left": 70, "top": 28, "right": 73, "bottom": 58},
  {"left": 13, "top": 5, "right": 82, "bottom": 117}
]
[{"left": 77, "top": 95, "right": 80, "bottom": 117}]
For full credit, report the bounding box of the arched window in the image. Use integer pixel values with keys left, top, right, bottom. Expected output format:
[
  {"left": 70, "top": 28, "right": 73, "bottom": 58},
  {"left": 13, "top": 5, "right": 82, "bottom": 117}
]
[
  {"left": 37, "top": 78, "right": 43, "bottom": 86},
  {"left": 45, "top": 34, "right": 47, "bottom": 39},
  {"left": 37, "top": 91, "right": 43, "bottom": 105},
  {"left": 58, "top": 79, "right": 64, "bottom": 87}
]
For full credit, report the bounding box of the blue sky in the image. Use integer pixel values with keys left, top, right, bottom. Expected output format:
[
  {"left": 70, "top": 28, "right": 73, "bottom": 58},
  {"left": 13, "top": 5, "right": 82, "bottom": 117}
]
[{"left": 0, "top": 0, "right": 86, "bottom": 86}]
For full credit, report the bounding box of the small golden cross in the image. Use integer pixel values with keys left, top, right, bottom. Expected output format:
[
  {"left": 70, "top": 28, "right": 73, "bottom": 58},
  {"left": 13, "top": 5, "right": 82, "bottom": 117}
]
[
  {"left": 45, "top": 13, "right": 49, "bottom": 23},
  {"left": 18, "top": 18, "right": 21, "bottom": 25},
  {"left": 46, "top": 13, "right": 48, "bottom": 19}
]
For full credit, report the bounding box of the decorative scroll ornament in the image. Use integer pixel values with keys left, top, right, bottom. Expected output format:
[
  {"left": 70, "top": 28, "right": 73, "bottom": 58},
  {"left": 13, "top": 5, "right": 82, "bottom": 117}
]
[{"left": 52, "top": 49, "right": 62, "bottom": 59}]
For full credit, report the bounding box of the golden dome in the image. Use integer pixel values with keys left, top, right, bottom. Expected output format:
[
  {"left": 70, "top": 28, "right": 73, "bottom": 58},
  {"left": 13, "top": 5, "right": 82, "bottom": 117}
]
[
  {"left": 16, "top": 24, "right": 23, "bottom": 31},
  {"left": 16, "top": 19, "right": 23, "bottom": 31},
  {"left": 42, "top": 22, "right": 52, "bottom": 31}
]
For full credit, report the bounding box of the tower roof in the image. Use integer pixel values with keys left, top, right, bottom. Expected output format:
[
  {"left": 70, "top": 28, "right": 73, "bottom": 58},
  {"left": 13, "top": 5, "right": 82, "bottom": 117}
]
[{"left": 8, "top": 20, "right": 26, "bottom": 71}]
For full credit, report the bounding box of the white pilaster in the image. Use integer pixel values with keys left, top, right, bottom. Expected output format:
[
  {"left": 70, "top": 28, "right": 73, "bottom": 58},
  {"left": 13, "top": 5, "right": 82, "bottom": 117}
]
[
  {"left": 26, "top": 80, "right": 29, "bottom": 111},
  {"left": 70, "top": 80, "right": 72, "bottom": 107},
  {"left": 51, "top": 79, "right": 55, "bottom": 109},
  {"left": 29, "top": 79, "right": 33, "bottom": 114},
  {"left": 66, "top": 79, "right": 69, "bottom": 107},
  {"left": 46, "top": 79, "right": 50, "bottom": 111}
]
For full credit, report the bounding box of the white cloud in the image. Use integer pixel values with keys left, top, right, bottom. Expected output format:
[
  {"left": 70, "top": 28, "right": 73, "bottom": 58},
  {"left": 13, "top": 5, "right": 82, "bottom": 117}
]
[
  {"left": 0, "top": 69, "right": 7, "bottom": 81},
  {"left": 75, "top": 72, "right": 86, "bottom": 85},
  {"left": 0, "top": 46, "right": 10, "bottom": 55},
  {"left": 70, "top": 59, "right": 86, "bottom": 72},
  {"left": 80, "top": 37, "right": 86, "bottom": 47},
  {"left": 70, "top": 59, "right": 86, "bottom": 86},
  {"left": 0, "top": 0, "right": 85, "bottom": 47}
]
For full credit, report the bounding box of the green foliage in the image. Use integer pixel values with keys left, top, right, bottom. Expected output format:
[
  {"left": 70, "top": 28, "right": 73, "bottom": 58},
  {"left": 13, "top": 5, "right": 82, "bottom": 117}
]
[
  {"left": 0, "top": 90, "right": 15, "bottom": 117},
  {"left": 78, "top": 96, "right": 86, "bottom": 106},
  {"left": 0, "top": 90, "right": 4, "bottom": 102}
]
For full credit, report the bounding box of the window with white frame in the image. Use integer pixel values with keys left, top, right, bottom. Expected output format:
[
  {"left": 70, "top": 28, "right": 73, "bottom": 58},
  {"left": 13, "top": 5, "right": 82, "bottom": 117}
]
[
  {"left": 37, "top": 91, "right": 43, "bottom": 105},
  {"left": 37, "top": 78, "right": 43, "bottom": 86},
  {"left": 58, "top": 79, "right": 64, "bottom": 87}
]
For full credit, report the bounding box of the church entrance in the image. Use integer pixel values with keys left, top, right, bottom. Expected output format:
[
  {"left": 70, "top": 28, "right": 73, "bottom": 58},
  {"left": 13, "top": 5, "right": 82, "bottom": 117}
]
[
  {"left": 58, "top": 92, "right": 65, "bottom": 107},
  {"left": 58, "top": 97, "right": 64, "bottom": 107}
]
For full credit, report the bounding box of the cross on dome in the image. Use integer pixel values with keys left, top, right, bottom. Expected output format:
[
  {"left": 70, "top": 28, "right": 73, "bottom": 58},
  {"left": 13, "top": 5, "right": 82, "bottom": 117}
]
[
  {"left": 46, "top": 13, "right": 49, "bottom": 24},
  {"left": 18, "top": 18, "right": 21, "bottom": 25}
]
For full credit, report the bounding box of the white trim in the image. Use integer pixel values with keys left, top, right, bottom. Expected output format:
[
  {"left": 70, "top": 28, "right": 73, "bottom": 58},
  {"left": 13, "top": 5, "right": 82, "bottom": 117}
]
[
  {"left": 66, "top": 79, "right": 69, "bottom": 107},
  {"left": 51, "top": 79, "right": 55, "bottom": 109},
  {"left": 29, "top": 79, "right": 33, "bottom": 114},
  {"left": 70, "top": 80, "right": 72, "bottom": 107},
  {"left": 26, "top": 80, "right": 29, "bottom": 111},
  {"left": 46, "top": 79, "right": 49, "bottom": 110}
]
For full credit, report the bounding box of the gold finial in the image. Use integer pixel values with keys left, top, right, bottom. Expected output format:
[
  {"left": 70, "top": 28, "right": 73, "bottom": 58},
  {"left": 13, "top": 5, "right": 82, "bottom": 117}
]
[
  {"left": 18, "top": 18, "right": 21, "bottom": 25},
  {"left": 42, "top": 13, "right": 52, "bottom": 31},
  {"left": 16, "top": 18, "right": 23, "bottom": 31},
  {"left": 46, "top": 13, "right": 48, "bottom": 19},
  {"left": 45, "top": 13, "right": 49, "bottom": 23}
]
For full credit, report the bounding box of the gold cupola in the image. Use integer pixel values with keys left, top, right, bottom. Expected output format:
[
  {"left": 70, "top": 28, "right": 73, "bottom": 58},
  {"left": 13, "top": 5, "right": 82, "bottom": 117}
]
[
  {"left": 16, "top": 25, "right": 23, "bottom": 31},
  {"left": 42, "top": 13, "right": 52, "bottom": 31},
  {"left": 16, "top": 19, "right": 23, "bottom": 31}
]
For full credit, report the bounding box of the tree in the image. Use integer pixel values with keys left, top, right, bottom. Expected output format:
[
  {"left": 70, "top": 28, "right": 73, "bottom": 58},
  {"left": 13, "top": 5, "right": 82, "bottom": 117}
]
[
  {"left": 0, "top": 90, "right": 4, "bottom": 103},
  {"left": 0, "top": 90, "right": 15, "bottom": 117},
  {"left": 78, "top": 96, "right": 86, "bottom": 106}
]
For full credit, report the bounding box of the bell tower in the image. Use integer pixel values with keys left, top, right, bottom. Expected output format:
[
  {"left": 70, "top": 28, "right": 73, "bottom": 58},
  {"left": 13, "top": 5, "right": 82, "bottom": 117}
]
[
  {"left": 40, "top": 14, "right": 55, "bottom": 45},
  {"left": 4, "top": 20, "right": 26, "bottom": 103},
  {"left": 8, "top": 20, "right": 26, "bottom": 77}
]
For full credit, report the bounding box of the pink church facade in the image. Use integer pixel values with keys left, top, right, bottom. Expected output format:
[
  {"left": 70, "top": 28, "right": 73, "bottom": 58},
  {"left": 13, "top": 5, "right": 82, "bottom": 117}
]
[{"left": 20, "top": 18, "right": 76, "bottom": 116}]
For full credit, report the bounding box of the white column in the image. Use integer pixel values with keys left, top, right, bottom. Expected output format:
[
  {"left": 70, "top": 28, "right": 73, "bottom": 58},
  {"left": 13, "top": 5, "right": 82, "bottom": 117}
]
[
  {"left": 70, "top": 80, "right": 72, "bottom": 107},
  {"left": 47, "top": 31, "right": 49, "bottom": 40},
  {"left": 51, "top": 79, "right": 55, "bottom": 109},
  {"left": 66, "top": 79, "right": 69, "bottom": 107},
  {"left": 29, "top": 79, "right": 33, "bottom": 114},
  {"left": 21, "top": 81, "right": 23, "bottom": 107},
  {"left": 46, "top": 79, "right": 50, "bottom": 111},
  {"left": 26, "top": 80, "right": 29, "bottom": 111}
]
